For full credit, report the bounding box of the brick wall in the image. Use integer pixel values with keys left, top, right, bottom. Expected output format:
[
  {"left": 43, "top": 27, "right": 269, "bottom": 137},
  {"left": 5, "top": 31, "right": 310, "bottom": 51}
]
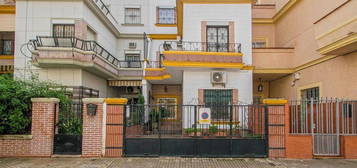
[
  {"left": 0, "top": 98, "right": 58, "bottom": 157},
  {"left": 82, "top": 98, "right": 105, "bottom": 157}
]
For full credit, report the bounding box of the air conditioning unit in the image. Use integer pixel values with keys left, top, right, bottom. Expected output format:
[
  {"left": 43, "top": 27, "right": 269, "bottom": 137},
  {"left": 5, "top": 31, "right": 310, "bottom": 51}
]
[
  {"left": 211, "top": 71, "right": 227, "bottom": 84},
  {"left": 129, "top": 42, "right": 137, "bottom": 49}
]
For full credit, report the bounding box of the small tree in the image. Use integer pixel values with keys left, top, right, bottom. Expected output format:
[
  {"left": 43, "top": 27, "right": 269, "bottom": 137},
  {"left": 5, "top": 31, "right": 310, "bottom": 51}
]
[{"left": 0, "top": 74, "right": 71, "bottom": 135}]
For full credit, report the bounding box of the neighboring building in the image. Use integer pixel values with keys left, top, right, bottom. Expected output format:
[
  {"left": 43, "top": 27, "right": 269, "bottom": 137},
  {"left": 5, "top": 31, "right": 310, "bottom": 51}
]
[
  {"left": 7, "top": 0, "right": 357, "bottom": 103},
  {"left": 0, "top": 0, "right": 15, "bottom": 74}
]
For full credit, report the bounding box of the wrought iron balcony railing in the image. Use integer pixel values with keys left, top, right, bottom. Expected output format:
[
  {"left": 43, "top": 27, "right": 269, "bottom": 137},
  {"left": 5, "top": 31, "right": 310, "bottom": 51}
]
[
  {"left": 163, "top": 41, "right": 242, "bottom": 53},
  {"left": 31, "top": 36, "right": 120, "bottom": 68},
  {"left": 119, "top": 60, "right": 144, "bottom": 68}
]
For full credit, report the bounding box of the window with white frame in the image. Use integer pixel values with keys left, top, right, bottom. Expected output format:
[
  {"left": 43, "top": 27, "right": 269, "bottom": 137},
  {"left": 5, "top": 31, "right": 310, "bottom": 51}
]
[
  {"left": 157, "top": 7, "right": 176, "bottom": 24},
  {"left": 124, "top": 54, "right": 141, "bottom": 68},
  {"left": 53, "top": 24, "right": 75, "bottom": 37},
  {"left": 125, "top": 8, "right": 141, "bottom": 24}
]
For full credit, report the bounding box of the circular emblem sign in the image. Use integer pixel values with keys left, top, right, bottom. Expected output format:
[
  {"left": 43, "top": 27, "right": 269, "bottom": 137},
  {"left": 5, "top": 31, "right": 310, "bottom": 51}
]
[{"left": 201, "top": 112, "right": 209, "bottom": 120}]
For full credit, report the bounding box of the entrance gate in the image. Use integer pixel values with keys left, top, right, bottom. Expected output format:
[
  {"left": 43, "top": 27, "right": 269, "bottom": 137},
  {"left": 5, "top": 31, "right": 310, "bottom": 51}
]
[
  {"left": 124, "top": 104, "right": 268, "bottom": 157},
  {"left": 53, "top": 101, "right": 83, "bottom": 155},
  {"left": 290, "top": 98, "right": 357, "bottom": 156}
]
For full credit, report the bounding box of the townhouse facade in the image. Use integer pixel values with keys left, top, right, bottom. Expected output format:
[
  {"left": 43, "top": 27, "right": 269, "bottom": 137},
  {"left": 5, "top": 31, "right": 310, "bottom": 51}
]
[{"left": 0, "top": 0, "right": 356, "bottom": 104}]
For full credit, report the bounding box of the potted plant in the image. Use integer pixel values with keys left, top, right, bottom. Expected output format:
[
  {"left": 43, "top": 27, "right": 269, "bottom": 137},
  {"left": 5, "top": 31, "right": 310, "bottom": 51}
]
[{"left": 208, "top": 125, "right": 218, "bottom": 136}]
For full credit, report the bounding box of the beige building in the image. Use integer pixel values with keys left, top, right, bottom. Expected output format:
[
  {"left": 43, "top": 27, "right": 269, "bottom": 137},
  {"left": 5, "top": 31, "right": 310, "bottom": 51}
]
[
  {"left": 252, "top": 0, "right": 357, "bottom": 101},
  {"left": 0, "top": 0, "right": 15, "bottom": 74},
  {"left": 2, "top": 0, "right": 357, "bottom": 102}
]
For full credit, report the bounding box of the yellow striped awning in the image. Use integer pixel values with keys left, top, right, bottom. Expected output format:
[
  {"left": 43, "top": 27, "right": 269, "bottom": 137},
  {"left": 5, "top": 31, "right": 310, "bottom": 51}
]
[
  {"left": 0, "top": 65, "right": 14, "bottom": 73},
  {"left": 108, "top": 80, "right": 142, "bottom": 87}
]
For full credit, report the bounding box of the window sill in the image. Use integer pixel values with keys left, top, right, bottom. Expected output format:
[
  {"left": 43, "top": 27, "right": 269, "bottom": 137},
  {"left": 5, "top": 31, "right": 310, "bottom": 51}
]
[
  {"left": 0, "top": 135, "right": 33, "bottom": 140},
  {"left": 121, "top": 23, "right": 144, "bottom": 27},
  {"left": 155, "top": 24, "right": 177, "bottom": 27}
]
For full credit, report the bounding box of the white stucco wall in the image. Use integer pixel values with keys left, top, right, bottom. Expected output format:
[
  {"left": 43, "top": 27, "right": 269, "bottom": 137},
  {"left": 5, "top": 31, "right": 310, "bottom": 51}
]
[
  {"left": 183, "top": 4, "right": 252, "bottom": 64},
  {"left": 15, "top": 0, "right": 83, "bottom": 74},
  {"left": 182, "top": 70, "right": 253, "bottom": 105},
  {"left": 83, "top": 4, "right": 118, "bottom": 56}
]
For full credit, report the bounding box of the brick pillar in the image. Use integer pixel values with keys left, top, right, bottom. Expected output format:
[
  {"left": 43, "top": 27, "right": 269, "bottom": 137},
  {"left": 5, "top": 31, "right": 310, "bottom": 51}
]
[
  {"left": 30, "top": 98, "right": 59, "bottom": 157},
  {"left": 82, "top": 98, "right": 105, "bottom": 157},
  {"left": 104, "top": 98, "right": 128, "bottom": 157},
  {"left": 263, "top": 99, "right": 288, "bottom": 159}
]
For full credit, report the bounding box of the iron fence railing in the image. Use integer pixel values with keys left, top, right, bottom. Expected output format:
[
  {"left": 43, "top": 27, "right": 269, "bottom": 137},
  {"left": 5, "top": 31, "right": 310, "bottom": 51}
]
[
  {"left": 289, "top": 98, "right": 357, "bottom": 135},
  {"left": 119, "top": 61, "right": 144, "bottom": 68},
  {"left": 92, "top": 0, "right": 118, "bottom": 24},
  {"left": 163, "top": 41, "right": 242, "bottom": 53},
  {"left": 125, "top": 104, "right": 266, "bottom": 139},
  {"left": 31, "top": 36, "right": 120, "bottom": 68}
]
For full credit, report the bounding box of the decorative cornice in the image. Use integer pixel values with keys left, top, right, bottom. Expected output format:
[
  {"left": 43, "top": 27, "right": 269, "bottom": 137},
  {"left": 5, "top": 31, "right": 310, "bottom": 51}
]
[{"left": 253, "top": 0, "right": 300, "bottom": 24}]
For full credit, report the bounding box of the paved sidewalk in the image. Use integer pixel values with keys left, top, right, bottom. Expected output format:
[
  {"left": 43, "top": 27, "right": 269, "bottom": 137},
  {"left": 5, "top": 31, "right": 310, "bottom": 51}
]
[{"left": 0, "top": 157, "right": 357, "bottom": 168}]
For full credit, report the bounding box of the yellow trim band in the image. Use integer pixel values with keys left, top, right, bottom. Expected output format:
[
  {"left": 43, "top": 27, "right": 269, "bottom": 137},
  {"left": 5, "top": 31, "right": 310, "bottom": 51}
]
[
  {"left": 145, "top": 74, "right": 172, "bottom": 80},
  {"left": 241, "top": 66, "right": 255, "bottom": 70},
  {"left": 155, "top": 24, "right": 177, "bottom": 27},
  {"left": 0, "top": 5, "right": 15, "bottom": 14},
  {"left": 0, "top": 56, "right": 14, "bottom": 59},
  {"left": 263, "top": 99, "right": 288, "bottom": 105},
  {"left": 105, "top": 98, "right": 128, "bottom": 105},
  {"left": 163, "top": 51, "right": 243, "bottom": 57},
  {"left": 145, "top": 68, "right": 166, "bottom": 71},
  {"left": 163, "top": 60, "right": 244, "bottom": 68},
  {"left": 317, "top": 33, "right": 357, "bottom": 55},
  {"left": 253, "top": 0, "right": 300, "bottom": 24},
  {"left": 316, "top": 16, "right": 357, "bottom": 40},
  {"left": 148, "top": 34, "right": 178, "bottom": 40}
]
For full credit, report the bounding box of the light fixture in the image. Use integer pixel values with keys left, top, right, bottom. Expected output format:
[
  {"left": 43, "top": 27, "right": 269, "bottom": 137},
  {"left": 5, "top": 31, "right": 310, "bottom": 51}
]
[{"left": 258, "top": 78, "right": 263, "bottom": 93}]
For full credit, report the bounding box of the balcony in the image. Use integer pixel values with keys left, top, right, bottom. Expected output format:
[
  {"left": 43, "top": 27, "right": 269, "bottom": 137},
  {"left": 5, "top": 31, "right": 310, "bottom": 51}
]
[
  {"left": 144, "top": 61, "right": 171, "bottom": 81},
  {"left": 31, "top": 36, "right": 120, "bottom": 78},
  {"left": 0, "top": 32, "right": 14, "bottom": 74},
  {"left": 314, "top": 0, "right": 357, "bottom": 55},
  {"left": 253, "top": 47, "right": 295, "bottom": 81},
  {"left": 117, "top": 60, "right": 144, "bottom": 80},
  {"left": 161, "top": 41, "right": 244, "bottom": 69}
]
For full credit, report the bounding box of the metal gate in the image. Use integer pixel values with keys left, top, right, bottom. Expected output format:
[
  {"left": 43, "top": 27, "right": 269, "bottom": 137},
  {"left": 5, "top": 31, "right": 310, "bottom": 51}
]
[
  {"left": 124, "top": 104, "right": 268, "bottom": 157},
  {"left": 290, "top": 98, "right": 357, "bottom": 156},
  {"left": 53, "top": 101, "right": 83, "bottom": 155},
  {"left": 311, "top": 99, "right": 340, "bottom": 156}
]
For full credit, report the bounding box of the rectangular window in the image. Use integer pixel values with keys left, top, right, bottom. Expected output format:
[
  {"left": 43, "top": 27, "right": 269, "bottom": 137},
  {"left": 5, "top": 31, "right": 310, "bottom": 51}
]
[
  {"left": 157, "top": 97, "right": 177, "bottom": 119},
  {"left": 206, "top": 26, "right": 229, "bottom": 52},
  {"left": 0, "top": 40, "right": 14, "bottom": 55},
  {"left": 125, "top": 8, "right": 141, "bottom": 24},
  {"left": 301, "top": 87, "right": 319, "bottom": 100},
  {"left": 0, "top": 32, "right": 15, "bottom": 55},
  {"left": 124, "top": 54, "right": 141, "bottom": 68},
  {"left": 157, "top": 7, "right": 176, "bottom": 24},
  {"left": 252, "top": 41, "right": 266, "bottom": 48},
  {"left": 53, "top": 24, "right": 75, "bottom": 37},
  {"left": 204, "top": 89, "right": 232, "bottom": 120}
]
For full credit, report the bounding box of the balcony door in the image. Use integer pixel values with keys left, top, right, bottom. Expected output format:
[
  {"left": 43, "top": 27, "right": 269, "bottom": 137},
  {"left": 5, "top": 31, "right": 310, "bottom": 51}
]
[{"left": 206, "top": 26, "right": 229, "bottom": 52}]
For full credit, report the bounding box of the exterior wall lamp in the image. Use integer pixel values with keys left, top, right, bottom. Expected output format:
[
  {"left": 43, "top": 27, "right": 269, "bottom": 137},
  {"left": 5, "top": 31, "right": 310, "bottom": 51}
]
[{"left": 87, "top": 103, "right": 97, "bottom": 116}]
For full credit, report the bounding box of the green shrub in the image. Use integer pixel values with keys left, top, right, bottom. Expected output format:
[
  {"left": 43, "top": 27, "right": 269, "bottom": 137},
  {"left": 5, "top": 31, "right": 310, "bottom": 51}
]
[
  {"left": 208, "top": 125, "right": 218, "bottom": 134},
  {"left": 184, "top": 128, "right": 202, "bottom": 134},
  {"left": 0, "top": 74, "right": 71, "bottom": 135}
]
